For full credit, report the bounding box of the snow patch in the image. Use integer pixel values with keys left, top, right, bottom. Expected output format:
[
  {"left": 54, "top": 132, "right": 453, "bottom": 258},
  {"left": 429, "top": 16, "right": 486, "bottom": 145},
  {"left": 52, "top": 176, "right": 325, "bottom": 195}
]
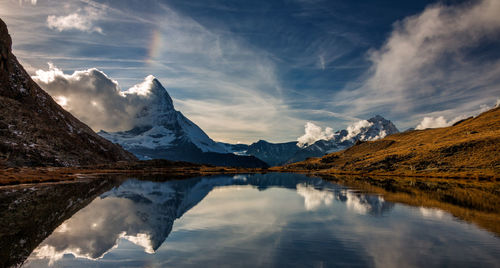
[{"left": 99, "top": 125, "right": 176, "bottom": 150}]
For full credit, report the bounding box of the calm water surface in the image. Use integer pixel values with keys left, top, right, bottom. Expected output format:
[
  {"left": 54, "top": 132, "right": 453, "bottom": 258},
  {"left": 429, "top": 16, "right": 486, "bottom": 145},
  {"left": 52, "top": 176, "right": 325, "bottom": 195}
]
[{"left": 22, "top": 173, "right": 500, "bottom": 267}]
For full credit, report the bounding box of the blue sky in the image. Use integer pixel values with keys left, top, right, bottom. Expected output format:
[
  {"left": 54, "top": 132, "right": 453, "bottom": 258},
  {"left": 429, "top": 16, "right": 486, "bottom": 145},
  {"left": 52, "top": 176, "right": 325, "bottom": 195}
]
[{"left": 1, "top": 0, "right": 499, "bottom": 143}]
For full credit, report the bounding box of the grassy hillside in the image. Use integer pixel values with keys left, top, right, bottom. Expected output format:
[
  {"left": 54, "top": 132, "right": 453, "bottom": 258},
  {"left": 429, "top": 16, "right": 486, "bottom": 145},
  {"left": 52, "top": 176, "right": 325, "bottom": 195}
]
[{"left": 278, "top": 107, "right": 500, "bottom": 179}]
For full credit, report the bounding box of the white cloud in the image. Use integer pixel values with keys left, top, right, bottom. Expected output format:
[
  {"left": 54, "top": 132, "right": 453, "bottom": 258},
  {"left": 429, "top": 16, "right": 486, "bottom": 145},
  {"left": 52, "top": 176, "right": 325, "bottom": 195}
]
[
  {"left": 296, "top": 184, "right": 334, "bottom": 211},
  {"left": 47, "top": 7, "right": 104, "bottom": 33},
  {"left": 367, "top": 129, "right": 386, "bottom": 141},
  {"left": 334, "top": 0, "right": 500, "bottom": 126},
  {"left": 342, "top": 190, "right": 372, "bottom": 215},
  {"left": 419, "top": 207, "right": 446, "bottom": 219},
  {"left": 296, "top": 118, "right": 384, "bottom": 146},
  {"left": 342, "top": 120, "right": 373, "bottom": 141},
  {"left": 32, "top": 63, "right": 160, "bottom": 132},
  {"left": 318, "top": 55, "right": 325, "bottom": 70},
  {"left": 415, "top": 97, "right": 500, "bottom": 130},
  {"left": 297, "top": 122, "right": 334, "bottom": 147},
  {"left": 415, "top": 116, "right": 449, "bottom": 130},
  {"left": 18, "top": 0, "right": 37, "bottom": 5}
]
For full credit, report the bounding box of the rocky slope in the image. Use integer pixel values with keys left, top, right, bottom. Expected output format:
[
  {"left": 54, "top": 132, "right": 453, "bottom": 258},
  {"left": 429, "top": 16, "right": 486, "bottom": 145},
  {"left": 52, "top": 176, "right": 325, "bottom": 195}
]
[
  {"left": 283, "top": 107, "right": 500, "bottom": 178},
  {"left": 0, "top": 18, "right": 136, "bottom": 167}
]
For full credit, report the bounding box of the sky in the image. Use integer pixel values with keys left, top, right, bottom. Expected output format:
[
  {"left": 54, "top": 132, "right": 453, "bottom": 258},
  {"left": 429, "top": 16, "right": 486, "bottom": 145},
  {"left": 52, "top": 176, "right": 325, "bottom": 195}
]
[{"left": 1, "top": 0, "right": 499, "bottom": 143}]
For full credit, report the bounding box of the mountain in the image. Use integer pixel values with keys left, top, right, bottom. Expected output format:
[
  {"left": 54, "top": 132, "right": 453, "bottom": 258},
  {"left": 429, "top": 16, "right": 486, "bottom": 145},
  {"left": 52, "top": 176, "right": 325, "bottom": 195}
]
[
  {"left": 244, "top": 140, "right": 300, "bottom": 166},
  {"left": 219, "top": 140, "right": 300, "bottom": 166},
  {"left": 0, "top": 19, "right": 136, "bottom": 167},
  {"left": 283, "top": 107, "right": 500, "bottom": 178},
  {"left": 285, "top": 115, "right": 400, "bottom": 164},
  {"left": 220, "top": 115, "right": 399, "bottom": 166},
  {"left": 98, "top": 77, "right": 267, "bottom": 168}
]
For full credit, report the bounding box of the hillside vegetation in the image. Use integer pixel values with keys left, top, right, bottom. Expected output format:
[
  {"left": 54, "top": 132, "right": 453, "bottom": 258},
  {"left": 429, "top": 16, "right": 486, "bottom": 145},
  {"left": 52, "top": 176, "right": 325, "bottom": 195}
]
[{"left": 279, "top": 107, "right": 500, "bottom": 179}]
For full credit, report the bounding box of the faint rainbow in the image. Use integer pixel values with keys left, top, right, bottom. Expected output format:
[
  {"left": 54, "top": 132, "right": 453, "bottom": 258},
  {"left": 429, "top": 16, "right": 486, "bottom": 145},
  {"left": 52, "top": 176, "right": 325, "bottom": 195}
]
[{"left": 147, "top": 29, "right": 163, "bottom": 65}]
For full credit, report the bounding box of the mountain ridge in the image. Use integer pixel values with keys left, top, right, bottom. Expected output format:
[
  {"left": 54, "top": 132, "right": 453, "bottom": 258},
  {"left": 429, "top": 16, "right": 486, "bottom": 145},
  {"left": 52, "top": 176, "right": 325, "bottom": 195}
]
[{"left": 221, "top": 115, "right": 399, "bottom": 166}]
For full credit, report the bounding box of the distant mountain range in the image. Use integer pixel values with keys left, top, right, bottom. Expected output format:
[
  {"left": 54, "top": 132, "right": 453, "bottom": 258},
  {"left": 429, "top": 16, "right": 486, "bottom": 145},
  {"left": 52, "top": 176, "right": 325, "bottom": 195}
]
[
  {"left": 219, "top": 115, "right": 399, "bottom": 166},
  {"left": 0, "top": 18, "right": 136, "bottom": 167}
]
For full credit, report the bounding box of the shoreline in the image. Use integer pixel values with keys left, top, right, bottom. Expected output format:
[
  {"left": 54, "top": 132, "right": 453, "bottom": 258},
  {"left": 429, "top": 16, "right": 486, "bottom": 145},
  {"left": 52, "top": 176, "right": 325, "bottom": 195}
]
[{"left": 0, "top": 162, "right": 498, "bottom": 186}]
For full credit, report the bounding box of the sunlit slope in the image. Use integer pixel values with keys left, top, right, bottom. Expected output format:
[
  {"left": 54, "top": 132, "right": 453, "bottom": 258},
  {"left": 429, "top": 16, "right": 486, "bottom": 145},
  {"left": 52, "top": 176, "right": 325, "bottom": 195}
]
[{"left": 283, "top": 107, "right": 500, "bottom": 178}]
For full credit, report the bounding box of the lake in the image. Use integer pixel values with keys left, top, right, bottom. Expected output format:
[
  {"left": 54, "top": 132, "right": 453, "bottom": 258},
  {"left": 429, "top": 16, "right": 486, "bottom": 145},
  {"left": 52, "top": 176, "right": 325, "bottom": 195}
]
[{"left": 3, "top": 173, "right": 500, "bottom": 267}]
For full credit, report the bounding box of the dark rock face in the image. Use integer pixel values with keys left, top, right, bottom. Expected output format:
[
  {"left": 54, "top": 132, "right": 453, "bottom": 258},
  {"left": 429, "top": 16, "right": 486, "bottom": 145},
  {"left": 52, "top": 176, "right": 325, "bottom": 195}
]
[{"left": 0, "top": 18, "right": 136, "bottom": 167}]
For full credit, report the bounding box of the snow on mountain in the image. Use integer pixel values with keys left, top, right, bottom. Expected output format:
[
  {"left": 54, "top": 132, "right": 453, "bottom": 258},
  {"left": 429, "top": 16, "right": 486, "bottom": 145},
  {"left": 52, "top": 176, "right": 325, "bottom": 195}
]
[
  {"left": 217, "top": 142, "right": 250, "bottom": 156},
  {"left": 99, "top": 76, "right": 226, "bottom": 154},
  {"left": 342, "top": 115, "right": 399, "bottom": 142}
]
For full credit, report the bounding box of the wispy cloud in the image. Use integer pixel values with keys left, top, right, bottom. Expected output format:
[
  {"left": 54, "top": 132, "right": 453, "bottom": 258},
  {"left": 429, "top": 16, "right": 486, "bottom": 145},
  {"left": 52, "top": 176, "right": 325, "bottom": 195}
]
[
  {"left": 333, "top": 0, "right": 500, "bottom": 128},
  {"left": 18, "top": 0, "right": 36, "bottom": 5},
  {"left": 47, "top": 6, "right": 104, "bottom": 33},
  {"left": 3, "top": 0, "right": 500, "bottom": 143},
  {"left": 415, "top": 116, "right": 449, "bottom": 130}
]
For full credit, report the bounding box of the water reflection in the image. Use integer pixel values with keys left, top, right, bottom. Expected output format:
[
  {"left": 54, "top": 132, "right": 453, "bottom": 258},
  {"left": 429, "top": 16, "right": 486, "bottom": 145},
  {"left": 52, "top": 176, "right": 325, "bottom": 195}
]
[
  {"left": 20, "top": 173, "right": 500, "bottom": 267},
  {"left": 0, "top": 179, "right": 117, "bottom": 267}
]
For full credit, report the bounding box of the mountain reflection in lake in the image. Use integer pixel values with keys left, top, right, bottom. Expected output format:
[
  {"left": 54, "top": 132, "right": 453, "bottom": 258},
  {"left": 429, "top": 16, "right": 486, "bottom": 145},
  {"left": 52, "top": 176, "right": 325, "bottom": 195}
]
[{"left": 22, "top": 173, "right": 500, "bottom": 267}]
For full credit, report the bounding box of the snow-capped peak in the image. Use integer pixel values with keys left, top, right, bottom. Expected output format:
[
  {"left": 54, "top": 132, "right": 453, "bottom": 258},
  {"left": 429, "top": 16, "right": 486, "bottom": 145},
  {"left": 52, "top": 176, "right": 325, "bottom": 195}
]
[
  {"left": 99, "top": 76, "right": 229, "bottom": 156},
  {"left": 341, "top": 115, "right": 399, "bottom": 142}
]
